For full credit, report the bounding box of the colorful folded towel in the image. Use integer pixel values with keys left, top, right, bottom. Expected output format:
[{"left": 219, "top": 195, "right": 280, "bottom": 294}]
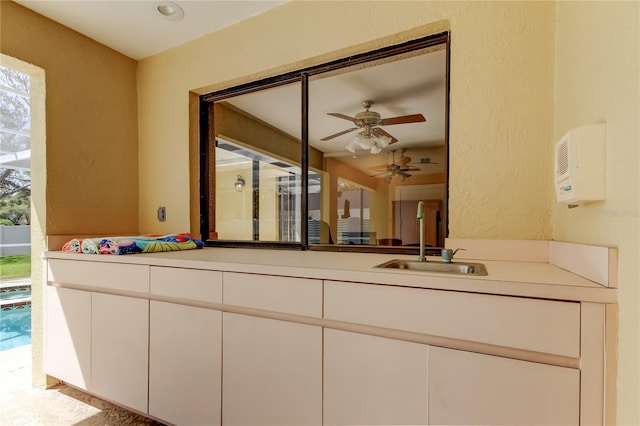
[{"left": 62, "top": 233, "right": 204, "bottom": 255}]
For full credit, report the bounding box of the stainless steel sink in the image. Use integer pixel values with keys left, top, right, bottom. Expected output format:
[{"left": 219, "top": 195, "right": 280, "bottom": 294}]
[{"left": 375, "top": 259, "right": 488, "bottom": 276}]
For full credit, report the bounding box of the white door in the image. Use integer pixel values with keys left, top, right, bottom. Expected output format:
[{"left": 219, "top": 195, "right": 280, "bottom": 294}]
[
  {"left": 91, "top": 293, "right": 149, "bottom": 414},
  {"left": 148, "top": 301, "right": 222, "bottom": 425},
  {"left": 428, "top": 346, "right": 580, "bottom": 425},
  {"left": 324, "top": 329, "right": 429, "bottom": 425},
  {"left": 222, "top": 313, "right": 322, "bottom": 426}
]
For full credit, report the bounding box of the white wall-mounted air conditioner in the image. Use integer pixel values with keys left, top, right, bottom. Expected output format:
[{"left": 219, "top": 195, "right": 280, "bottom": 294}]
[{"left": 554, "top": 123, "right": 606, "bottom": 205}]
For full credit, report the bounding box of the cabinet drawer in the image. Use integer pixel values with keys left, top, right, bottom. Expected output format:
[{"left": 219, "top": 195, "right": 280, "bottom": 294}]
[
  {"left": 325, "top": 281, "right": 580, "bottom": 357},
  {"left": 224, "top": 272, "right": 322, "bottom": 317},
  {"left": 47, "top": 259, "right": 149, "bottom": 293},
  {"left": 150, "top": 267, "right": 222, "bottom": 303}
]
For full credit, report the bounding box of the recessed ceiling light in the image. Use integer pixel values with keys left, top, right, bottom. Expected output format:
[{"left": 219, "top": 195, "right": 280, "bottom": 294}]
[{"left": 156, "top": 1, "right": 184, "bottom": 21}]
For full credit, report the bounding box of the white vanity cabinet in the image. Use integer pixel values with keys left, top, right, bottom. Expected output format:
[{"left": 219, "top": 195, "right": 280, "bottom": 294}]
[
  {"left": 222, "top": 272, "right": 323, "bottom": 426},
  {"left": 323, "top": 328, "right": 429, "bottom": 425},
  {"left": 148, "top": 267, "right": 223, "bottom": 426},
  {"left": 44, "top": 251, "right": 612, "bottom": 426}
]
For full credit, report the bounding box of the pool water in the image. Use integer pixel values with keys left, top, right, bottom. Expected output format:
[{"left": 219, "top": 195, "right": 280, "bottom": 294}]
[
  {"left": 0, "top": 286, "right": 32, "bottom": 351},
  {"left": 1, "top": 288, "right": 31, "bottom": 300}
]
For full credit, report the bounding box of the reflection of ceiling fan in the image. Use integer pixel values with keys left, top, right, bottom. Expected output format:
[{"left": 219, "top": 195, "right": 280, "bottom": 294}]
[
  {"left": 369, "top": 149, "right": 420, "bottom": 183},
  {"left": 321, "top": 100, "right": 426, "bottom": 154}
]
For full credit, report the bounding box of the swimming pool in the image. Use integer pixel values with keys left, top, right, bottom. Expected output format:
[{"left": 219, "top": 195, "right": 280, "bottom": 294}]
[{"left": 0, "top": 285, "right": 32, "bottom": 351}]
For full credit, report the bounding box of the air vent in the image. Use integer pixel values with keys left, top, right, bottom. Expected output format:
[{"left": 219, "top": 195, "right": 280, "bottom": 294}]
[
  {"left": 419, "top": 157, "right": 434, "bottom": 164},
  {"left": 556, "top": 140, "right": 569, "bottom": 177}
]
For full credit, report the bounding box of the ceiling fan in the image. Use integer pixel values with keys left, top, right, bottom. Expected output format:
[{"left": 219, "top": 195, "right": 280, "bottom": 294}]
[
  {"left": 321, "top": 100, "right": 426, "bottom": 153},
  {"left": 369, "top": 149, "right": 420, "bottom": 183}
]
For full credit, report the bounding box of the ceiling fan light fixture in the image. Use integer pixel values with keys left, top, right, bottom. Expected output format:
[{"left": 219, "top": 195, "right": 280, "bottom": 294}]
[
  {"left": 352, "top": 131, "right": 389, "bottom": 154},
  {"left": 377, "top": 135, "right": 392, "bottom": 148},
  {"left": 358, "top": 136, "right": 374, "bottom": 150}
]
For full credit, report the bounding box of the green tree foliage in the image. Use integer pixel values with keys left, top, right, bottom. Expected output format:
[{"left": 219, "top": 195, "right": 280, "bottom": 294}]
[{"left": 0, "top": 194, "right": 29, "bottom": 224}]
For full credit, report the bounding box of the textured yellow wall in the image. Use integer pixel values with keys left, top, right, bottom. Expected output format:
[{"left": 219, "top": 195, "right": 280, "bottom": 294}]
[
  {"left": 553, "top": 2, "right": 639, "bottom": 424},
  {"left": 137, "top": 1, "right": 554, "bottom": 240},
  {"left": 0, "top": 1, "right": 139, "bottom": 236}
]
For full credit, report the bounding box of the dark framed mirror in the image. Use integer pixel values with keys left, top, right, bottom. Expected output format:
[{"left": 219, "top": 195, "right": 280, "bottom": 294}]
[{"left": 200, "top": 31, "right": 449, "bottom": 254}]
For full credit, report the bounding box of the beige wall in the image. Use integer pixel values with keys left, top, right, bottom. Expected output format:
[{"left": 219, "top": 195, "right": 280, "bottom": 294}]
[
  {"left": 553, "top": 2, "right": 639, "bottom": 424},
  {"left": 0, "top": 1, "right": 139, "bottom": 235},
  {"left": 216, "top": 168, "right": 253, "bottom": 240}
]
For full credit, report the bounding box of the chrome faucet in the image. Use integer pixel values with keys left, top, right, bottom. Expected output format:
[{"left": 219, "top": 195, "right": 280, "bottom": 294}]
[{"left": 417, "top": 201, "right": 426, "bottom": 262}]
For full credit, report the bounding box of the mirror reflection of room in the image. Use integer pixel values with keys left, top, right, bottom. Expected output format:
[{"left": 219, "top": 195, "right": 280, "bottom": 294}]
[
  {"left": 207, "top": 35, "right": 448, "bottom": 250},
  {"left": 309, "top": 44, "right": 447, "bottom": 249},
  {"left": 215, "top": 138, "right": 302, "bottom": 242}
]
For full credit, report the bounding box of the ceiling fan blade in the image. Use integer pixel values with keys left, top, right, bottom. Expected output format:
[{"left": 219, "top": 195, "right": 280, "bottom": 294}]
[
  {"left": 327, "top": 112, "right": 359, "bottom": 123},
  {"left": 400, "top": 167, "right": 421, "bottom": 172},
  {"left": 380, "top": 114, "right": 426, "bottom": 126},
  {"left": 370, "top": 171, "right": 391, "bottom": 177},
  {"left": 320, "top": 127, "right": 358, "bottom": 141},
  {"left": 372, "top": 127, "right": 398, "bottom": 144}
]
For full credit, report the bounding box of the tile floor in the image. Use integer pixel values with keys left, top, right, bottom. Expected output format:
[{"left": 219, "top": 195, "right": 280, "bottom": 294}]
[{"left": 0, "top": 345, "right": 164, "bottom": 425}]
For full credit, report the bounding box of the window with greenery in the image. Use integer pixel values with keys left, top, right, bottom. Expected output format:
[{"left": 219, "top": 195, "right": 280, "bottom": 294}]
[
  {"left": 200, "top": 32, "right": 449, "bottom": 254},
  {"left": 0, "top": 66, "right": 31, "bottom": 225}
]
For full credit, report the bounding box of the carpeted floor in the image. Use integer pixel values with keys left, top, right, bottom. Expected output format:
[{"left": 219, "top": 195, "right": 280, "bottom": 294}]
[{"left": 0, "top": 345, "right": 165, "bottom": 426}]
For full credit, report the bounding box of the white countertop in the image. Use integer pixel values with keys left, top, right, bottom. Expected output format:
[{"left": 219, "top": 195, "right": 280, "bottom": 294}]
[{"left": 45, "top": 248, "right": 617, "bottom": 303}]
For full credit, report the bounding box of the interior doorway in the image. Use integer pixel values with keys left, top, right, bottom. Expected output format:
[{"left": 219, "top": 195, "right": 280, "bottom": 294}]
[{"left": 1, "top": 64, "right": 32, "bottom": 354}]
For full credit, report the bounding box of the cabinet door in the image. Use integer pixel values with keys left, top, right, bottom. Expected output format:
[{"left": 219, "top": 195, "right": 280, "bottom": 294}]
[
  {"left": 148, "top": 266, "right": 223, "bottom": 425},
  {"left": 149, "top": 301, "right": 221, "bottom": 426},
  {"left": 223, "top": 313, "right": 322, "bottom": 426},
  {"left": 44, "top": 286, "right": 91, "bottom": 390},
  {"left": 324, "top": 329, "right": 429, "bottom": 425},
  {"left": 429, "top": 346, "right": 579, "bottom": 425},
  {"left": 91, "top": 293, "right": 149, "bottom": 414}
]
